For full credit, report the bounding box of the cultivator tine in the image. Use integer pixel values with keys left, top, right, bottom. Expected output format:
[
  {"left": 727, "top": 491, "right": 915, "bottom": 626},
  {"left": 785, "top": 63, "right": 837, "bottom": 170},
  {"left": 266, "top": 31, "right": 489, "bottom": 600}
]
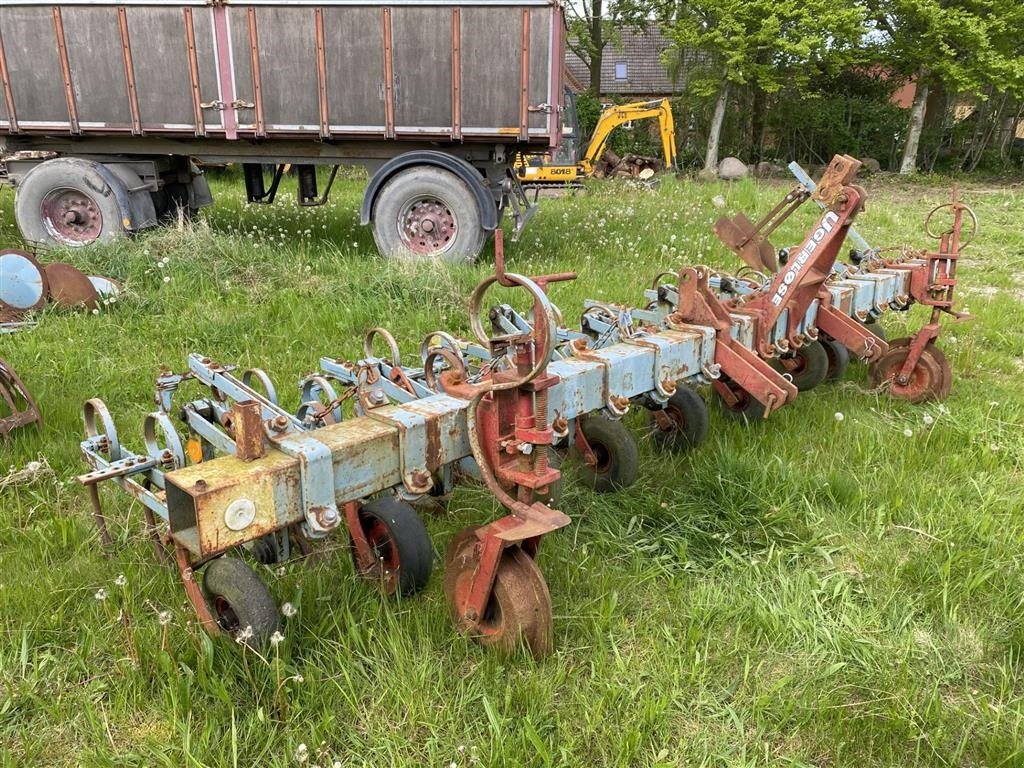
[{"left": 0, "top": 358, "right": 42, "bottom": 436}]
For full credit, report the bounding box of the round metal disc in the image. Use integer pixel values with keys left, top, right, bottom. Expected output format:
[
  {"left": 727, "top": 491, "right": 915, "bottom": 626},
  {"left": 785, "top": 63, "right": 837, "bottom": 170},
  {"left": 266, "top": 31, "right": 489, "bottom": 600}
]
[
  {"left": 88, "top": 275, "right": 122, "bottom": 299},
  {"left": 0, "top": 249, "right": 49, "bottom": 312},
  {"left": 44, "top": 262, "right": 99, "bottom": 309}
]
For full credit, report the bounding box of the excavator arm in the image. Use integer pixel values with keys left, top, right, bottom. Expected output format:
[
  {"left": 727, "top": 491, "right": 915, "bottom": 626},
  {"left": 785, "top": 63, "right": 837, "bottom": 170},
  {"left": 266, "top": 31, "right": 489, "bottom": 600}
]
[{"left": 580, "top": 98, "right": 677, "bottom": 174}]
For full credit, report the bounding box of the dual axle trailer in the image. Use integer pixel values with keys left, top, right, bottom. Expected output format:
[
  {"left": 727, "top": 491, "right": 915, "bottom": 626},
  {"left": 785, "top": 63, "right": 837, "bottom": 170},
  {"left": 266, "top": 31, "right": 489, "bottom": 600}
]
[{"left": 0, "top": 0, "right": 565, "bottom": 260}]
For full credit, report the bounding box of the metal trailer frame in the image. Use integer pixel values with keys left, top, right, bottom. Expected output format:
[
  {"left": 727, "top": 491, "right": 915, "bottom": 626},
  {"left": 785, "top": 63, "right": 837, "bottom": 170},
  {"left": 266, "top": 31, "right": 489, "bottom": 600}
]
[{"left": 0, "top": 0, "right": 565, "bottom": 256}]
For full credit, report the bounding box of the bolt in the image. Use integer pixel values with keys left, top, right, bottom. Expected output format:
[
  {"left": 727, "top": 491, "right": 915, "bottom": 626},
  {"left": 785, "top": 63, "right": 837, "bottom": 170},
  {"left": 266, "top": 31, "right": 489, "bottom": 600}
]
[
  {"left": 322, "top": 507, "right": 338, "bottom": 524},
  {"left": 370, "top": 389, "right": 386, "bottom": 404},
  {"left": 411, "top": 469, "right": 431, "bottom": 488},
  {"left": 268, "top": 415, "right": 289, "bottom": 432},
  {"left": 194, "top": 479, "right": 208, "bottom": 492},
  {"left": 612, "top": 396, "right": 630, "bottom": 410},
  {"left": 661, "top": 379, "right": 677, "bottom": 395}
]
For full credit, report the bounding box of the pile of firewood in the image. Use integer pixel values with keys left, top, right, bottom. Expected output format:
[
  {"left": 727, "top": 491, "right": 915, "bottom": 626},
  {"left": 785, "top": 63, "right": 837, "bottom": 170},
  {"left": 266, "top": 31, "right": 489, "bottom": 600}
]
[{"left": 591, "top": 149, "right": 666, "bottom": 179}]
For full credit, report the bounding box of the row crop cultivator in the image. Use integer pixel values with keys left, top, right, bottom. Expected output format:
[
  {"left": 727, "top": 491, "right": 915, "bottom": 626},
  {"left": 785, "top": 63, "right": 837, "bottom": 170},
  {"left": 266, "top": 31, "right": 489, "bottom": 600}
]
[{"left": 79, "top": 155, "right": 973, "bottom": 657}]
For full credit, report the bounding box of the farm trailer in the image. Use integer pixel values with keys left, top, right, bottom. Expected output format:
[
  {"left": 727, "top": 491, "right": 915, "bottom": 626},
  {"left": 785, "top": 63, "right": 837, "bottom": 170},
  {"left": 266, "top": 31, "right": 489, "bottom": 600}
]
[
  {"left": 77, "top": 159, "right": 973, "bottom": 657},
  {"left": 0, "top": 0, "right": 565, "bottom": 260}
]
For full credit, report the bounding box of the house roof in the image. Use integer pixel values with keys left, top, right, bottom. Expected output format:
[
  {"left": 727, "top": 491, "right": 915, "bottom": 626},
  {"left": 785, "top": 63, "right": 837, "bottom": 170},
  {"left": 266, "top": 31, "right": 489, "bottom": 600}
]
[{"left": 566, "top": 27, "right": 681, "bottom": 95}]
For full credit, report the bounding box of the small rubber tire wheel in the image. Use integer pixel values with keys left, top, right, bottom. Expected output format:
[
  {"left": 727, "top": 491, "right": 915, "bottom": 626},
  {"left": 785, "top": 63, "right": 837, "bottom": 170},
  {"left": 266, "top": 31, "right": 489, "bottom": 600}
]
[
  {"left": 713, "top": 382, "right": 767, "bottom": 424},
  {"left": 444, "top": 530, "right": 554, "bottom": 658},
  {"left": 202, "top": 557, "right": 281, "bottom": 647},
  {"left": 576, "top": 414, "right": 639, "bottom": 493},
  {"left": 770, "top": 340, "right": 829, "bottom": 392},
  {"left": 350, "top": 497, "right": 433, "bottom": 597},
  {"left": 371, "top": 166, "right": 487, "bottom": 262},
  {"left": 14, "top": 158, "right": 128, "bottom": 247},
  {"left": 863, "top": 320, "right": 887, "bottom": 341},
  {"left": 820, "top": 337, "right": 850, "bottom": 381},
  {"left": 647, "top": 384, "right": 709, "bottom": 452}
]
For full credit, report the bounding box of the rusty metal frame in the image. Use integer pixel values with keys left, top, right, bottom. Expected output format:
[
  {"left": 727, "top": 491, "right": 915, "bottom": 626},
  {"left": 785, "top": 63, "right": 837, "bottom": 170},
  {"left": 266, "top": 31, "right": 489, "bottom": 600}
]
[
  {"left": 182, "top": 8, "right": 206, "bottom": 137},
  {"left": 314, "top": 7, "right": 330, "bottom": 139},
  {"left": 450, "top": 8, "right": 461, "bottom": 140},
  {"left": 518, "top": 8, "right": 530, "bottom": 141},
  {"left": 117, "top": 7, "right": 142, "bottom": 135},
  {"left": 246, "top": 7, "right": 266, "bottom": 137},
  {"left": 51, "top": 7, "right": 80, "bottom": 134},
  {"left": 0, "top": 25, "right": 19, "bottom": 132},
  {"left": 382, "top": 8, "right": 395, "bottom": 139}
]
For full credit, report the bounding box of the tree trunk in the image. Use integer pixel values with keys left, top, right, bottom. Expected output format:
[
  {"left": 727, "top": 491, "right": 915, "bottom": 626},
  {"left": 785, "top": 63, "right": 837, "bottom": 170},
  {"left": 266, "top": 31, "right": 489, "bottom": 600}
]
[
  {"left": 587, "top": 0, "right": 603, "bottom": 96},
  {"left": 750, "top": 87, "right": 766, "bottom": 162},
  {"left": 900, "top": 79, "right": 929, "bottom": 175},
  {"left": 704, "top": 81, "right": 729, "bottom": 175}
]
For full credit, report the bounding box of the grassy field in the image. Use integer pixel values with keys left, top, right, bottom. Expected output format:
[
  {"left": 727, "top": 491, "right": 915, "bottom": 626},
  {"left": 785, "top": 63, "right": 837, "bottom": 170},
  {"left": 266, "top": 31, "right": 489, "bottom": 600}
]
[{"left": 1, "top": 170, "right": 1022, "bottom": 767}]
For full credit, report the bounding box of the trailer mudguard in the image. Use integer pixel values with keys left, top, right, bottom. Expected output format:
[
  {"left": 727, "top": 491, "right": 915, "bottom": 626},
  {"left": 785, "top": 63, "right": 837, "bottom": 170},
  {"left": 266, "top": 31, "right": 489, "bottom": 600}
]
[{"left": 360, "top": 151, "right": 499, "bottom": 231}]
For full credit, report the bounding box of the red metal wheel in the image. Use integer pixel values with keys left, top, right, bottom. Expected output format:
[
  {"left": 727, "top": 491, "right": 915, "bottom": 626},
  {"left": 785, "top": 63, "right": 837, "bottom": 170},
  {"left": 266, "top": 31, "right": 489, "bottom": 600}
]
[
  {"left": 443, "top": 527, "right": 554, "bottom": 658},
  {"left": 867, "top": 338, "right": 950, "bottom": 403},
  {"left": 398, "top": 196, "right": 458, "bottom": 256},
  {"left": 39, "top": 187, "right": 104, "bottom": 245}
]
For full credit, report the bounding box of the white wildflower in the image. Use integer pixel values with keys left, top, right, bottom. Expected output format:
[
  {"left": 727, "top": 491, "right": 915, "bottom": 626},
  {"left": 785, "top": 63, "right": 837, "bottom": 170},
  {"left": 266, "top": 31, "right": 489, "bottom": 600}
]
[
  {"left": 281, "top": 602, "right": 297, "bottom": 618},
  {"left": 235, "top": 625, "right": 254, "bottom": 644}
]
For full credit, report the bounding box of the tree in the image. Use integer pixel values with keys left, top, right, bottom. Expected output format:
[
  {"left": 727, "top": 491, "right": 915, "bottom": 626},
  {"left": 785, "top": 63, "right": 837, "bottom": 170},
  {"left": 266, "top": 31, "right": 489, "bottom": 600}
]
[
  {"left": 865, "top": 0, "right": 1024, "bottom": 174},
  {"left": 663, "top": 0, "right": 865, "bottom": 175}
]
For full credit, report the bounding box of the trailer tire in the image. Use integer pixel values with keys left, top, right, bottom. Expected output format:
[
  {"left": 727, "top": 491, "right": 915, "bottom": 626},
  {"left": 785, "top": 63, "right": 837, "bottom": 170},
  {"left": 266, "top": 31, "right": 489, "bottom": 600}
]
[
  {"left": 863, "top": 319, "right": 887, "bottom": 341},
  {"left": 576, "top": 414, "right": 639, "bottom": 493},
  {"left": 714, "top": 382, "right": 767, "bottom": 424},
  {"left": 371, "top": 166, "right": 487, "bottom": 262},
  {"left": 202, "top": 557, "right": 281, "bottom": 647},
  {"left": 14, "top": 158, "right": 130, "bottom": 248},
  {"left": 821, "top": 337, "right": 850, "bottom": 381}
]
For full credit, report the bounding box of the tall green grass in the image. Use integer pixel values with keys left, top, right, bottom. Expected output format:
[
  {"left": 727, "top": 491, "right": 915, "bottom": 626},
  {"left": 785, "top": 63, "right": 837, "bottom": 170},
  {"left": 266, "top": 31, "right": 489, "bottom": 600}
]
[{"left": 0, "top": 171, "right": 1022, "bottom": 766}]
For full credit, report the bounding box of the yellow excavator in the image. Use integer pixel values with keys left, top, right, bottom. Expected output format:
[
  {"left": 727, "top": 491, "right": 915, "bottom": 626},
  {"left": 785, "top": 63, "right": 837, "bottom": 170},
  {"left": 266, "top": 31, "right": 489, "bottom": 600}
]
[{"left": 515, "top": 96, "right": 677, "bottom": 184}]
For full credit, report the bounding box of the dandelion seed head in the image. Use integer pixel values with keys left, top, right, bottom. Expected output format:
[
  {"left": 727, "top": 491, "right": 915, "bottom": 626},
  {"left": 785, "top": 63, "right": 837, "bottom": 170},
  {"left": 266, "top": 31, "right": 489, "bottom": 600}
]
[
  {"left": 235, "top": 625, "right": 254, "bottom": 644},
  {"left": 163, "top": 276, "right": 171, "bottom": 283},
  {"left": 922, "top": 414, "right": 934, "bottom": 426},
  {"left": 158, "top": 610, "right": 172, "bottom": 625},
  {"left": 114, "top": 573, "right": 127, "bottom": 587},
  {"left": 282, "top": 602, "right": 297, "bottom": 618},
  {"left": 270, "top": 630, "right": 285, "bottom": 646},
  {"left": 294, "top": 743, "right": 309, "bottom": 763},
  {"left": 94, "top": 588, "right": 107, "bottom": 601},
  {"left": 903, "top": 428, "right": 913, "bottom": 438},
  {"left": 834, "top": 412, "right": 845, "bottom": 422}
]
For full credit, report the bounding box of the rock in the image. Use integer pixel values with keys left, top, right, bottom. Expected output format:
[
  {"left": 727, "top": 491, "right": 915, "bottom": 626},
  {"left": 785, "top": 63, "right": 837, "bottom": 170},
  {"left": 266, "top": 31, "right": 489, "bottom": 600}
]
[
  {"left": 861, "top": 157, "right": 882, "bottom": 174},
  {"left": 718, "top": 156, "right": 748, "bottom": 180},
  {"left": 697, "top": 167, "right": 719, "bottom": 182}
]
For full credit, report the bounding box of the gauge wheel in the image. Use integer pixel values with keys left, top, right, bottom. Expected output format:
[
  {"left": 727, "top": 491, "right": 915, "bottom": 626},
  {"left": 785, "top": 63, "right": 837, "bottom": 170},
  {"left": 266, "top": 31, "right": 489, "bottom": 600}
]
[
  {"left": 202, "top": 557, "right": 281, "bottom": 647},
  {"left": 576, "top": 414, "right": 640, "bottom": 493},
  {"left": 350, "top": 497, "right": 433, "bottom": 597}
]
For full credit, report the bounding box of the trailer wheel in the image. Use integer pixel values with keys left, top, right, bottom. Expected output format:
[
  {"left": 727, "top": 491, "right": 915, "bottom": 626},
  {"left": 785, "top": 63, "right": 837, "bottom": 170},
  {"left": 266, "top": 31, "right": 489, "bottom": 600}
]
[
  {"left": 350, "top": 497, "right": 433, "bottom": 597},
  {"left": 647, "top": 384, "right": 709, "bottom": 452},
  {"left": 867, "top": 338, "right": 952, "bottom": 403},
  {"left": 770, "top": 340, "right": 829, "bottom": 392},
  {"left": 371, "top": 166, "right": 487, "bottom": 262},
  {"left": 821, "top": 337, "right": 850, "bottom": 381},
  {"left": 14, "top": 158, "right": 129, "bottom": 247},
  {"left": 202, "top": 557, "right": 281, "bottom": 647},
  {"left": 576, "top": 414, "right": 639, "bottom": 493}
]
